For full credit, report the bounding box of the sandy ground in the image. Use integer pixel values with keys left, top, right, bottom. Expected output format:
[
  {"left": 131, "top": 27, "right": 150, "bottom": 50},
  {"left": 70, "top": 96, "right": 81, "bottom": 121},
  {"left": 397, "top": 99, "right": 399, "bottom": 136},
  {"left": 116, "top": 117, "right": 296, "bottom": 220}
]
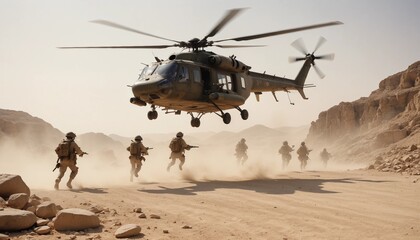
[{"left": 7, "top": 169, "right": 420, "bottom": 240}]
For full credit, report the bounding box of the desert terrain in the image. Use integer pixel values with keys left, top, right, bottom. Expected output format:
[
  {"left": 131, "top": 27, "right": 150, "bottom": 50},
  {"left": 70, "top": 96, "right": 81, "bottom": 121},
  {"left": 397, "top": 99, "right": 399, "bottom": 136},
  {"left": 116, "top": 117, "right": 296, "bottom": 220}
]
[{"left": 4, "top": 167, "right": 420, "bottom": 240}]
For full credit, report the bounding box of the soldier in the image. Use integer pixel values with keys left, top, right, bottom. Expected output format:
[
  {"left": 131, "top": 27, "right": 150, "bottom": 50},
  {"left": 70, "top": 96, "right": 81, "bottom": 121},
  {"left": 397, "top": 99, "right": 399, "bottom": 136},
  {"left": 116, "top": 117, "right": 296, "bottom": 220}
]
[
  {"left": 235, "top": 138, "right": 248, "bottom": 165},
  {"left": 54, "top": 132, "right": 85, "bottom": 190},
  {"left": 320, "top": 148, "right": 332, "bottom": 168},
  {"left": 127, "top": 135, "right": 150, "bottom": 182},
  {"left": 296, "top": 141, "right": 311, "bottom": 171},
  {"left": 278, "top": 141, "right": 294, "bottom": 169},
  {"left": 167, "top": 132, "right": 191, "bottom": 171}
]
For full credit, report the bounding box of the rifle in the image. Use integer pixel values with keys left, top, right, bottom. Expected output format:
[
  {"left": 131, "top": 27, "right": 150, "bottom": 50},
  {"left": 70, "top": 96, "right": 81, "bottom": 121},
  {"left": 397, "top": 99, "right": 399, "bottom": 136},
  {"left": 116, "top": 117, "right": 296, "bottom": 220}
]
[
  {"left": 188, "top": 145, "right": 199, "bottom": 149},
  {"left": 52, "top": 158, "right": 60, "bottom": 172},
  {"left": 147, "top": 147, "right": 153, "bottom": 150}
]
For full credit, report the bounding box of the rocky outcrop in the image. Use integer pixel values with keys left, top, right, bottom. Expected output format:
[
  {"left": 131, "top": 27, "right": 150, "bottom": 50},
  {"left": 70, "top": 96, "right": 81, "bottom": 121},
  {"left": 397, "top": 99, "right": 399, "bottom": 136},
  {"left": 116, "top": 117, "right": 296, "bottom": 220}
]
[
  {"left": 369, "top": 145, "right": 420, "bottom": 175},
  {"left": 0, "top": 109, "right": 62, "bottom": 155},
  {"left": 307, "top": 61, "right": 420, "bottom": 166}
]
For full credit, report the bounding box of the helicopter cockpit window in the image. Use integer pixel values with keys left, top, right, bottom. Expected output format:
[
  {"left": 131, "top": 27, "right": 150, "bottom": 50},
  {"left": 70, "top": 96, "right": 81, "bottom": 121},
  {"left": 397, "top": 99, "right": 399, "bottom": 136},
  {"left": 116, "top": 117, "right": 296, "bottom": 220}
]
[
  {"left": 138, "top": 64, "right": 158, "bottom": 81},
  {"left": 155, "top": 62, "right": 178, "bottom": 79},
  {"left": 217, "top": 73, "right": 230, "bottom": 91},
  {"left": 193, "top": 69, "right": 201, "bottom": 83}
]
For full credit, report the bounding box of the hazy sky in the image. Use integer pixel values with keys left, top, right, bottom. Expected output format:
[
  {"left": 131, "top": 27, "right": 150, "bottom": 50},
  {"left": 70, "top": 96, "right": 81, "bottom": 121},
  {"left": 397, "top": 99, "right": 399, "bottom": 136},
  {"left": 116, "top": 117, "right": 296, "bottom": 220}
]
[{"left": 1, "top": 0, "right": 419, "bottom": 136}]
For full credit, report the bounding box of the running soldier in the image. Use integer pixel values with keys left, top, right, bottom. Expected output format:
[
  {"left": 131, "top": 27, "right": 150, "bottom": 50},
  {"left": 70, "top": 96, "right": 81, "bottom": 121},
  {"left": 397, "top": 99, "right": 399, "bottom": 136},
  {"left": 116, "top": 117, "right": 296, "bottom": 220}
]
[
  {"left": 278, "top": 141, "right": 294, "bottom": 169},
  {"left": 167, "top": 132, "right": 192, "bottom": 171},
  {"left": 320, "top": 148, "right": 332, "bottom": 168},
  {"left": 54, "top": 132, "right": 86, "bottom": 190},
  {"left": 297, "top": 141, "right": 311, "bottom": 171},
  {"left": 127, "top": 135, "right": 150, "bottom": 182},
  {"left": 235, "top": 138, "right": 248, "bottom": 165}
]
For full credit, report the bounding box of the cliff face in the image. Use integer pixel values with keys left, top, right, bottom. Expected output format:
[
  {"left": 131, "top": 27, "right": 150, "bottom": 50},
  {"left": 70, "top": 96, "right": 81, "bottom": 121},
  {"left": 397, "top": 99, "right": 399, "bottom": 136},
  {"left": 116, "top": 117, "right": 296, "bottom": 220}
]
[{"left": 306, "top": 61, "right": 420, "bottom": 166}]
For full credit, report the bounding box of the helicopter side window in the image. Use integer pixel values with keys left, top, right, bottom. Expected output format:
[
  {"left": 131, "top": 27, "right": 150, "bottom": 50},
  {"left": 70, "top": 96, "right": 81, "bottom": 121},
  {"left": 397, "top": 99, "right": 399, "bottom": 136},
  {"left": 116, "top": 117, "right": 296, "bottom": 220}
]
[
  {"left": 193, "top": 69, "right": 201, "bottom": 83},
  {"left": 240, "top": 77, "right": 246, "bottom": 88},
  {"left": 178, "top": 66, "right": 189, "bottom": 82},
  {"left": 217, "top": 73, "right": 229, "bottom": 91}
]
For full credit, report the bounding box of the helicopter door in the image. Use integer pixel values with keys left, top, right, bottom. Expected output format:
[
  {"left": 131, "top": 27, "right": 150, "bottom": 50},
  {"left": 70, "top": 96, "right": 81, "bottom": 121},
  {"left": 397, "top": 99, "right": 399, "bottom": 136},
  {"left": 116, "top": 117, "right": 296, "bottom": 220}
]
[
  {"left": 230, "top": 73, "right": 238, "bottom": 92},
  {"left": 201, "top": 68, "right": 211, "bottom": 95},
  {"left": 189, "top": 67, "right": 204, "bottom": 99}
]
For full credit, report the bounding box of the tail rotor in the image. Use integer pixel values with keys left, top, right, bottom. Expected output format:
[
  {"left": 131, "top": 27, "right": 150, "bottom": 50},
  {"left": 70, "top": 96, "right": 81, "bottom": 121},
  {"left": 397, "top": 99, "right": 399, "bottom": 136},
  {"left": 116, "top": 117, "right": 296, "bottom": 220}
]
[{"left": 289, "top": 37, "right": 335, "bottom": 79}]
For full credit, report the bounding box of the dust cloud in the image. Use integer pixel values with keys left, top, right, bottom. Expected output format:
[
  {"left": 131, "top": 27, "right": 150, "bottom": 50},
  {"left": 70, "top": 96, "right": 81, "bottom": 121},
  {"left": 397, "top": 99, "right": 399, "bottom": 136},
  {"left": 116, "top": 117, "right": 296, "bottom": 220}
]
[{"left": 0, "top": 131, "right": 367, "bottom": 191}]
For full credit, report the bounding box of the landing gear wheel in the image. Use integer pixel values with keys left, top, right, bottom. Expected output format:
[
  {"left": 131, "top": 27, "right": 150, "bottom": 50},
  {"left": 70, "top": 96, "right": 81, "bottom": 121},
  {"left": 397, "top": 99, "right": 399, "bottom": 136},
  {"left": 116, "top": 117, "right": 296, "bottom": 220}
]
[
  {"left": 240, "top": 109, "right": 249, "bottom": 120},
  {"left": 222, "top": 113, "right": 231, "bottom": 124},
  {"left": 191, "top": 118, "right": 201, "bottom": 128},
  {"left": 147, "top": 111, "right": 158, "bottom": 120}
]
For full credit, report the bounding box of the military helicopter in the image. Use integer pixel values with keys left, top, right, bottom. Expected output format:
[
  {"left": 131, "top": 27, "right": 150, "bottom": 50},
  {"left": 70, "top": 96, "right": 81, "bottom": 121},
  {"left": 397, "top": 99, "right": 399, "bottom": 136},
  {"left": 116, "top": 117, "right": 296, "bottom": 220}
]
[{"left": 60, "top": 8, "right": 342, "bottom": 127}]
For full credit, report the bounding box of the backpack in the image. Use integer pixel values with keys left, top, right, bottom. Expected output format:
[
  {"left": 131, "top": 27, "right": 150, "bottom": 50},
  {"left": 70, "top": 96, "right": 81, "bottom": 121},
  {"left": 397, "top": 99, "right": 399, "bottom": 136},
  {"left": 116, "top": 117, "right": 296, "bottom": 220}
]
[
  {"left": 129, "top": 142, "right": 140, "bottom": 156},
  {"left": 56, "top": 140, "right": 71, "bottom": 159},
  {"left": 169, "top": 138, "right": 182, "bottom": 153}
]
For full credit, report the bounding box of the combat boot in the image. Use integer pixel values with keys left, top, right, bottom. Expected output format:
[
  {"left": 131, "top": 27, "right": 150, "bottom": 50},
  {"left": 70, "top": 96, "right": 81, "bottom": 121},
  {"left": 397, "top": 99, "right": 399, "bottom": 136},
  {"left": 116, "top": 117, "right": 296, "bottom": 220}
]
[
  {"left": 66, "top": 180, "right": 73, "bottom": 189},
  {"left": 54, "top": 179, "right": 60, "bottom": 190}
]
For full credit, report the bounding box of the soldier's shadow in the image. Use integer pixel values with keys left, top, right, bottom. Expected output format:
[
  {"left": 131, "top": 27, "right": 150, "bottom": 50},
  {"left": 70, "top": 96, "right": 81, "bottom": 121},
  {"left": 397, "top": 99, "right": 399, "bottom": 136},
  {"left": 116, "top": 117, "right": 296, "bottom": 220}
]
[
  {"left": 70, "top": 187, "right": 108, "bottom": 194},
  {"left": 138, "top": 177, "right": 390, "bottom": 196}
]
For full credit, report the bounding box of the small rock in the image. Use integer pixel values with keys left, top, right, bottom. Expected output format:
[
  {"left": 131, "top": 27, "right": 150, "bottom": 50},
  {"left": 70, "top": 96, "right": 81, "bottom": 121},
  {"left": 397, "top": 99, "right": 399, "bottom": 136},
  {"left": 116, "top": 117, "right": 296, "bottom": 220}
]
[
  {"left": 0, "top": 233, "right": 10, "bottom": 240},
  {"left": 138, "top": 213, "right": 146, "bottom": 218},
  {"left": 34, "top": 226, "right": 51, "bottom": 235},
  {"left": 37, "top": 219, "right": 50, "bottom": 226},
  {"left": 133, "top": 208, "right": 142, "bottom": 213},
  {"left": 114, "top": 224, "right": 141, "bottom": 238},
  {"left": 150, "top": 214, "right": 161, "bottom": 219},
  {"left": 163, "top": 229, "right": 169, "bottom": 234},
  {"left": 182, "top": 225, "right": 192, "bottom": 229}
]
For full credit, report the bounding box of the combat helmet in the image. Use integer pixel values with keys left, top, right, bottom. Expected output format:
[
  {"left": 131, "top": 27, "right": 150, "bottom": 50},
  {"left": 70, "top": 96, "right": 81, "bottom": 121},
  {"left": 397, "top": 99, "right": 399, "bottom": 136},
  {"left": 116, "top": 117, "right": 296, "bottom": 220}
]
[
  {"left": 135, "top": 135, "right": 143, "bottom": 141},
  {"left": 65, "top": 132, "right": 76, "bottom": 139},
  {"left": 283, "top": 141, "right": 288, "bottom": 145},
  {"left": 241, "top": 138, "right": 246, "bottom": 142},
  {"left": 176, "top": 132, "right": 183, "bottom": 137},
  {"left": 301, "top": 142, "right": 306, "bottom": 146}
]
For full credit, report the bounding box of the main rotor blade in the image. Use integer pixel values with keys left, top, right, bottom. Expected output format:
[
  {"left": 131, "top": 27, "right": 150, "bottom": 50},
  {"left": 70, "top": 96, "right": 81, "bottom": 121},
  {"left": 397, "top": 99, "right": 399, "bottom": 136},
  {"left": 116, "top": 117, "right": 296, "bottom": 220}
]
[
  {"left": 214, "top": 21, "right": 343, "bottom": 43},
  {"left": 58, "top": 44, "right": 178, "bottom": 49},
  {"left": 289, "top": 56, "right": 307, "bottom": 63},
  {"left": 91, "top": 20, "right": 181, "bottom": 43},
  {"left": 291, "top": 38, "right": 308, "bottom": 55},
  {"left": 213, "top": 44, "right": 266, "bottom": 48},
  {"left": 205, "top": 8, "right": 246, "bottom": 39}
]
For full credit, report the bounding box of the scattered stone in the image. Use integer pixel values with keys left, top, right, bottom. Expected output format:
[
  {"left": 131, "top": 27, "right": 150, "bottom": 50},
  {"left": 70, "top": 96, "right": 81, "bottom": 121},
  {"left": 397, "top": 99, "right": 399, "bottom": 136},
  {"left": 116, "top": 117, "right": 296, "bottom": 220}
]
[
  {"left": 37, "top": 219, "right": 50, "bottom": 226},
  {"left": 150, "top": 214, "right": 161, "bottom": 219},
  {"left": 89, "top": 205, "right": 104, "bottom": 214},
  {"left": 34, "top": 225, "right": 51, "bottom": 235},
  {"left": 133, "top": 207, "right": 142, "bottom": 213},
  {"left": 30, "top": 194, "right": 41, "bottom": 200},
  {"left": 163, "top": 229, "right": 169, "bottom": 234},
  {"left": 53, "top": 208, "right": 100, "bottom": 231},
  {"left": 410, "top": 144, "right": 418, "bottom": 151},
  {"left": 29, "top": 199, "right": 42, "bottom": 207},
  {"left": 0, "top": 208, "right": 37, "bottom": 231},
  {"left": 182, "top": 225, "right": 192, "bottom": 229},
  {"left": 138, "top": 213, "right": 146, "bottom": 218},
  {"left": 0, "top": 174, "right": 30, "bottom": 199},
  {"left": 36, "top": 202, "right": 57, "bottom": 219},
  {"left": 6, "top": 193, "right": 29, "bottom": 210},
  {"left": 56, "top": 205, "right": 64, "bottom": 211},
  {"left": 114, "top": 224, "right": 141, "bottom": 238},
  {"left": 0, "top": 198, "right": 6, "bottom": 208}
]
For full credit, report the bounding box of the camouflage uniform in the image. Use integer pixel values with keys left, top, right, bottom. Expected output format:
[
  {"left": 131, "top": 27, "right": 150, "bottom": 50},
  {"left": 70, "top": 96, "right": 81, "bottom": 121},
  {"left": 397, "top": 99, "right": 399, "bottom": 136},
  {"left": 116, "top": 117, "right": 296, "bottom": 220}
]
[
  {"left": 54, "top": 132, "right": 84, "bottom": 190},
  {"left": 297, "top": 142, "right": 311, "bottom": 171},
  {"left": 127, "top": 135, "right": 149, "bottom": 182},
  {"left": 235, "top": 138, "right": 248, "bottom": 165},
  {"left": 279, "top": 141, "right": 294, "bottom": 169},
  {"left": 167, "top": 132, "right": 191, "bottom": 171},
  {"left": 320, "top": 148, "right": 332, "bottom": 168}
]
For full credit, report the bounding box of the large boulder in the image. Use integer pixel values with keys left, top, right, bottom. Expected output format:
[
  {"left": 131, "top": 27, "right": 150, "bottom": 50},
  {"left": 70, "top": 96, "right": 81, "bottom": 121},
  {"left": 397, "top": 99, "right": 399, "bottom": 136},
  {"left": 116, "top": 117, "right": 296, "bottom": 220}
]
[
  {"left": 0, "top": 208, "right": 37, "bottom": 231},
  {"left": 36, "top": 201, "right": 57, "bottom": 219},
  {"left": 6, "top": 193, "right": 29, "bottom": 210},
  {"left": 53, "top": 208, "right": 100, "bottom": 231},
  {"left": 115, "top": 224, "right": 142, "bottom": 238},
  {"left": 0, "top": 174, "right": 30, "bottom": 199}
]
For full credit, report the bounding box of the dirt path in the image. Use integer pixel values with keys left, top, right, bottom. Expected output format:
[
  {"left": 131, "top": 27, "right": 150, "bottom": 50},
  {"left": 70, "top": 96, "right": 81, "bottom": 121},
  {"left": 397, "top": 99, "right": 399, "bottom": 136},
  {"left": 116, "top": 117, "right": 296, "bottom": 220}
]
[{"left": 11, "top": 170, "right": 420, "bottom": 240}]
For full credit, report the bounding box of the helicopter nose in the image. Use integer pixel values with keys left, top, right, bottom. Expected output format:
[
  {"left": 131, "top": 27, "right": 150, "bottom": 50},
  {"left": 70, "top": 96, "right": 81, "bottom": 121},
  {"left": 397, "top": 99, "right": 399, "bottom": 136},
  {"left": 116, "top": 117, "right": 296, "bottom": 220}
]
[{"left": 132, "top": 79, "right": 172, "bottom": 98}]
